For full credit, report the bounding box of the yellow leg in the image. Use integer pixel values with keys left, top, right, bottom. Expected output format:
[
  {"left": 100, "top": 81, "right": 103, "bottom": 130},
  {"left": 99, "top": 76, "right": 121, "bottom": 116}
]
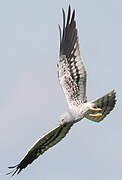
[
  {"left": 89, "top": 113, "right": 102, "bottom": 117},
  {"left": 90, "top": 107, "right": 102, "bottom": 111}
]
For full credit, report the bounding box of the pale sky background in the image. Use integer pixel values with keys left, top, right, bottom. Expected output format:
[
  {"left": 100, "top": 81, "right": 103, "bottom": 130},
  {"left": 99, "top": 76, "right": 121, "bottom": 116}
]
[{"left": 0, "top": 0, "right": 122, "bottom": 180}]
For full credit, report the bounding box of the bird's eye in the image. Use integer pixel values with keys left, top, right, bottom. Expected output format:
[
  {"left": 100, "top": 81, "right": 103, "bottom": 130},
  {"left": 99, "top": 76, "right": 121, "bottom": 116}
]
[{"left": 59, "top": 119, "right": 65, "bottom": 125}]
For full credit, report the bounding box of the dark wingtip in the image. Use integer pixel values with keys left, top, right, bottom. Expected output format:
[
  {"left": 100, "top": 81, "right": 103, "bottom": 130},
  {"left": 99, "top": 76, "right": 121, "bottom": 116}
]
[
  {"left": 6, "top": 164, "right": 21, "bottom": 177},
  {"left": 68, "top": 4, "right": 71, "bottom": 11},
  {"left": 62, "top": 8, "right": 65, "bottom": 17},
  {"left": 8, "top": 165, "right": 18, "bottom": 169},
  {"left": 58, "top": 24, "right": 61, "bottom": 43},
  {"left": 68, "top": 4, "right": 75, "bottom": 19},
  {"left": 6, "top": 169, "right": 18, "bottom": 177}
]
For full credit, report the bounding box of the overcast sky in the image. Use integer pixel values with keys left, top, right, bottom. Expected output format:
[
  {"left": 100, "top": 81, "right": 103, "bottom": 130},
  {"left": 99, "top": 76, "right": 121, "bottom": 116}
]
[{"left": 0, "top": 0, "right": 122, "bottom": 180}]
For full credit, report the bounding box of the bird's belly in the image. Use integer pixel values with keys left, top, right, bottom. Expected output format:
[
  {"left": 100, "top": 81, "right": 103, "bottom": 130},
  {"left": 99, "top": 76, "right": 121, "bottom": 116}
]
[
  {"left": 72, "top": 112, "right": 84, "bottom": 123},
  {"left": 70, "top": 104, "right": 88, "bottom": 123}
]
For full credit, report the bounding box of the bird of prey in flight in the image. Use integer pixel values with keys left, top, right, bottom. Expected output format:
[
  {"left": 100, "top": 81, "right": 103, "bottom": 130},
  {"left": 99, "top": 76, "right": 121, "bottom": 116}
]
[{"left": 7, "top": 5, "right": 116, "bottom": 176}]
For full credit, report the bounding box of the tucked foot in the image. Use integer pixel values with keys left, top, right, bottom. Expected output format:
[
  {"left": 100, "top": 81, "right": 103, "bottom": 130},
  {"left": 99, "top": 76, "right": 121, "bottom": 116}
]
[
  {"left": 89, "top": 113, "right": 102, "bottom": 117},
  {"left": 90, "top": 107, "right": 102, "bottom": 111}
]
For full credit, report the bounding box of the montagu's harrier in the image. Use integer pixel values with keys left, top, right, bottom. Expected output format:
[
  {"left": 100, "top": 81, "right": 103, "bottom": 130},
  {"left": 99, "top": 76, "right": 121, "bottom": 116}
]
[{"left": 7, "top": 5, "right": 116, "bottom": 176}]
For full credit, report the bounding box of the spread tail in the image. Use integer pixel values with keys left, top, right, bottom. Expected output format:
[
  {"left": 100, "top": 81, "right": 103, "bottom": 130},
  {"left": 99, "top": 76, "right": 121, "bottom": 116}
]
[{"left": 85, "top": 90, "right": 116, "bottom": 122}]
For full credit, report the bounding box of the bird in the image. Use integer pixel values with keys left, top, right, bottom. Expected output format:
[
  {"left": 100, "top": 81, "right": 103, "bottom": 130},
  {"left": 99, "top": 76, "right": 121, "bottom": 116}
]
[{"left": 7, "top": 5, "right": 116, "bottom": 176}]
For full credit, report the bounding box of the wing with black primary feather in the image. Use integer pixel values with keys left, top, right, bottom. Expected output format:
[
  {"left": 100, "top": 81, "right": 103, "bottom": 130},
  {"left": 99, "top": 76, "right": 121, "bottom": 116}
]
[
  {"left": 7, "top": 122, "right": 73, "bottom": 176},
  {"left": 58, "top": 5, "right": 87, "bottom": 108}
]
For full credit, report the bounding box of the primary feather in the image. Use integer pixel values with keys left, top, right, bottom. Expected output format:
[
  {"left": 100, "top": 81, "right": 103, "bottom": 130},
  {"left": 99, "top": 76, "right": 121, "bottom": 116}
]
[
  {"left": 58, "top": 5, "right": 87, "bottom": 108},
  {"left": 7, "top": 122, "right": 73, "bottom": 176}
]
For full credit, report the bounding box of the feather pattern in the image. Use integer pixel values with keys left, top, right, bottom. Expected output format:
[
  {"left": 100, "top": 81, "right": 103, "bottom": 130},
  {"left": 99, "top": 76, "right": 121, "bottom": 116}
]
[
  {"left": 7, "top": 5, "right": 116, "bottom": 177},
  {"left": 85, "top": 90, "right": 116, "bottom": 122},
  {"left": 7, "top": 122, "right": 73, "bottom": 176},
  {"left": 58, "top": 5, "right": 87, "bottom": 108}
]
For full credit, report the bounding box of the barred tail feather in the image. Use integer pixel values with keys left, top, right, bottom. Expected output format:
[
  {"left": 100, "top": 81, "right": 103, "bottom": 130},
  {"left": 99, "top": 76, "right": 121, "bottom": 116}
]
[{"left": 85, "top": 90, "right": 116, "bottom": 122}]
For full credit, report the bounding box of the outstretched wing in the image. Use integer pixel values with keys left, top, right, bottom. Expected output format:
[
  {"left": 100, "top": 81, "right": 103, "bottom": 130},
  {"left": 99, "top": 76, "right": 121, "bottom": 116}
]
[
  {"left": 58, "top": 5, "right": 87, "bottom": 108},
  {"left": 7, "top": 122, "right": 73, "bottom": 176},
  {"left": 85, "top": 90, "right": 116, "bottom": 122}
]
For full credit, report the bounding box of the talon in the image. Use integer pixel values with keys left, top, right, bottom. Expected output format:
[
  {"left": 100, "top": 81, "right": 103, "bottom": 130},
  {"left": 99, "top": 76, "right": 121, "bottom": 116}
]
[
  {"left": 89, "top": 113, "right": 102, "bottom": 117},
  {"left": 90, "top": 107, "right": 102, "bottom": 111}
]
